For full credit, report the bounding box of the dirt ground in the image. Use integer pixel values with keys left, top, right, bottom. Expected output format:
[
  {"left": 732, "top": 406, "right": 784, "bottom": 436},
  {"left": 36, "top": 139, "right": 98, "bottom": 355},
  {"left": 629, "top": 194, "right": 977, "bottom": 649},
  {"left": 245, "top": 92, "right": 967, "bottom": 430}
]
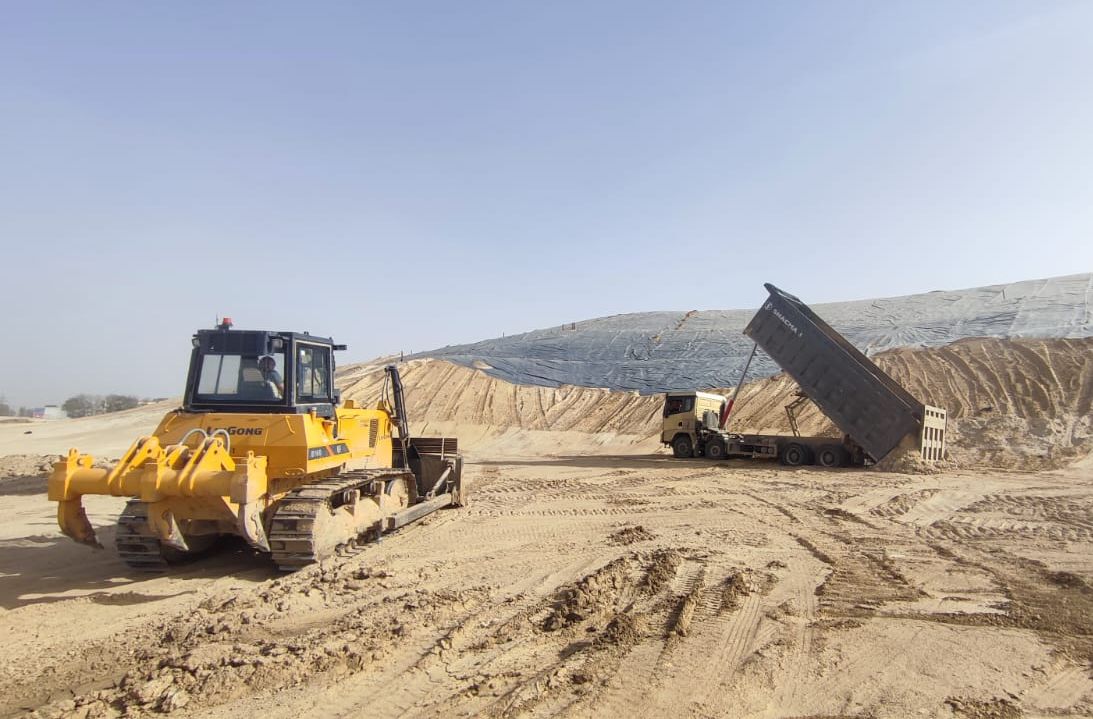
[
  {"left": 2, "top": 341, "right": 1091, "bottom": 718},
  {"left": 3, "top": 449, "right": 1092, "bottom": 718}
]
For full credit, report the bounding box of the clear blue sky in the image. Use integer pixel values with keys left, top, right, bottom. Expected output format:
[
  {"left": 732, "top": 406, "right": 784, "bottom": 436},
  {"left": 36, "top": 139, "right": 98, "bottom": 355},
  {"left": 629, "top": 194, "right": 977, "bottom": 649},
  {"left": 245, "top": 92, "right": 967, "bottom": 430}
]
[{"left": 1, "top": 2, "right": 1091, "bottom": 407}]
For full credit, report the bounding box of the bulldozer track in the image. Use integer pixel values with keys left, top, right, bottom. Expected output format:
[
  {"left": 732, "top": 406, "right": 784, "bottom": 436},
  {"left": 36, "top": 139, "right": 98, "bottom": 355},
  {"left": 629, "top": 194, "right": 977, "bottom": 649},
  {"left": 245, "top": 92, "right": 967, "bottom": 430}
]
[
  {"left": 268, "top": 468, "right": 415, "bottom": 571},
  {"left": 115, "top": 499, "right": 170, "bottom": 572}
]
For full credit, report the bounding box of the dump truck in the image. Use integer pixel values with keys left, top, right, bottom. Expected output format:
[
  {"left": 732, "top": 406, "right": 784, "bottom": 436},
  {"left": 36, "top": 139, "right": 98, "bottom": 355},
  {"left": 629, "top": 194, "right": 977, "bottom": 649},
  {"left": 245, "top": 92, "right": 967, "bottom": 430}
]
[
  {"left": 48, "top": 320, "right": 466, "bottom": 571},
  {"left": 662, "top": 284, "right": 947, "bottom": 466}
]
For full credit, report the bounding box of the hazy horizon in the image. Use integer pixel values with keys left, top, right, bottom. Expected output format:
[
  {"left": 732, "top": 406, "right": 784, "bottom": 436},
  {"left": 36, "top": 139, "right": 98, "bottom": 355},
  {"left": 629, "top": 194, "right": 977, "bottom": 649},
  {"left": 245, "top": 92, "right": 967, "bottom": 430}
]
[
  {"left": 2, "top": 2, "right": 1092, "bottom": 407},
  {"left": 3, "top": 269, "right": 1086, "bottom": 409}
]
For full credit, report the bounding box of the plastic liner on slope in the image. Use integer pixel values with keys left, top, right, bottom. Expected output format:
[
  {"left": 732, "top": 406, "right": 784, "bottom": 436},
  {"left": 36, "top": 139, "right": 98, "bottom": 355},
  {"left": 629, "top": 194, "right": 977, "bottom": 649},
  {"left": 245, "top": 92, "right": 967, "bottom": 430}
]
[{"left": 416, "top": 273, "right": 1092, "bottom": 394}]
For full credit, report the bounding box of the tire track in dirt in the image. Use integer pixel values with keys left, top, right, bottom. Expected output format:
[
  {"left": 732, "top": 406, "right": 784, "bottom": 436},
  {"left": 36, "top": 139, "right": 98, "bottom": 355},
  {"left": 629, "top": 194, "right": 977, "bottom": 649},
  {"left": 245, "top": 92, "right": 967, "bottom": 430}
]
[
  {"left": 588, "top": 558, "right": 709, "bottom": 717},
  {"left": 917, "top": 539, "right": 1093, "bottom": 675},
  {"left": 16, "top": 556, "right": 493, "bottom": 718},
  {"left": 924, "top": 518, "right": 1093, "bottom": 543},
  {"left": 760, "top": 562, "right": 825, "bottom": 717},
  {"left": 866, "top": 488, "right": 942, "bottom": 519},
  {"left": 897, "top": 489, "right": 988, "bottom": 528},
  {"left": 692, "top": 589, "right": 764, "bottom": 710},
  {"left": 1020, "top": 662, "right": 1093, "bottom": 711},
  {"left": 468, "top": 506, "right": 662, "bottom": 518},
  {"left": 642, "top": 567, "right": 766, "bottom": 716},
  {"left": 456, "top": 550, "right": 687, "bottom": 718},
  {"left": 968, "top": 494, "right": 1093, "bottom": 530},
  {"left": 274, "top": 551, "right": 618, "bottom": 719}
]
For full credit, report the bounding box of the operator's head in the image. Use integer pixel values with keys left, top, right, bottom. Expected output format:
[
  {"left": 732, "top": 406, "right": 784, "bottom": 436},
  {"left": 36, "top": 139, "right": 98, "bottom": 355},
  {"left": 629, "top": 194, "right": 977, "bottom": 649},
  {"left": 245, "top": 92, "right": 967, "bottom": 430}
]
[{"left": 258, "top": 355, "right": 276, "bottom": 371}]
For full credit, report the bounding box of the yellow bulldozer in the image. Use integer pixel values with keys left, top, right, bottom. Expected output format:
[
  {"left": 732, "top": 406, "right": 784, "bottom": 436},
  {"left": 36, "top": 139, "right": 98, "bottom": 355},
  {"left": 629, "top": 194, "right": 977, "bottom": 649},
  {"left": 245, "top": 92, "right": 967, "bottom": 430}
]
[{"left": 47, "top": 319, "right": 466, "bottom": 571}]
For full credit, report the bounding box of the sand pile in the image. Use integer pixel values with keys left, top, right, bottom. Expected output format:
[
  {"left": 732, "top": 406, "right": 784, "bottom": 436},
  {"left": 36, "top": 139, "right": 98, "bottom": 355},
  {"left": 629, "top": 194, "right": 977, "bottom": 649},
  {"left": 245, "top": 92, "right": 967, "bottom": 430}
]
[
  {"left": 0, "top": 454, "right": 121, "bottom": 496},
  {"left": 337, "top": 358, "right": 664, "bottom": 456},
  {"left": 0, "top": 455, "right": 57, "bottom": 496},
  {"left": 340, "top": 336, "right": 1091, "bottom": 469}
]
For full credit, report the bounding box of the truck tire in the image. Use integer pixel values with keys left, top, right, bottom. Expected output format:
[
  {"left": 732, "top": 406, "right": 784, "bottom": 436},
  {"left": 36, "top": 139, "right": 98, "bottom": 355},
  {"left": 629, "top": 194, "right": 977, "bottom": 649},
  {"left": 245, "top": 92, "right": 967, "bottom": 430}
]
[
  {"left": 706, "top": 438, "right": 727, "bottom": 460},
  {"left": 779, "top": 442, "right": 812, "bottom": 466},
  {"left": 817, "top": 444, "right": 849, "bottom": 468},
  {"left": 672, "top": 435, "right": 693, "bottom": 458}
]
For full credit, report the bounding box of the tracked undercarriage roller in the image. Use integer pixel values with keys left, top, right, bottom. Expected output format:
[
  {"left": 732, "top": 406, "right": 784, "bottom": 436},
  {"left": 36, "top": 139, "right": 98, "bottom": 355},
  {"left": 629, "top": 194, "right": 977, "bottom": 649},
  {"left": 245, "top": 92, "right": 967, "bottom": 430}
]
[{"left": 268, "top": 463, "right": 466, "bottom": 570}]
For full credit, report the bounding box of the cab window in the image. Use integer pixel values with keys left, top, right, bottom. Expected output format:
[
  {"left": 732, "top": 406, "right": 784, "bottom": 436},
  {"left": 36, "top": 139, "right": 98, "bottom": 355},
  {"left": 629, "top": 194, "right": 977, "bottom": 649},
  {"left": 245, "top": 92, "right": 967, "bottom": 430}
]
[
  {"left": 297, "top": 346, "right": 331, "bottom": 401},
  {"left": 197, "top": 354, "right": 241, "bottom": 395},
  {"left": 196, "top": 352, "right": 285, "bottom": 401},
  {"left": 663, "top": 396, "right": 695, "bottom": 417}
]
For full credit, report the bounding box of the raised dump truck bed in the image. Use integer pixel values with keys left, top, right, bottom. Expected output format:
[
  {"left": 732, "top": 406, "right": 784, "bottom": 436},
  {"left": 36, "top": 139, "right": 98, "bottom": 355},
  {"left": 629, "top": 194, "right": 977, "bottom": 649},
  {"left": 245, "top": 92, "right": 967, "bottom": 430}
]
[
  {"left": 661, "top": 284, "right": 946, "bottom": 466},
  {"left": 743, "top": 283, "right": 938, "bottom": 463}
]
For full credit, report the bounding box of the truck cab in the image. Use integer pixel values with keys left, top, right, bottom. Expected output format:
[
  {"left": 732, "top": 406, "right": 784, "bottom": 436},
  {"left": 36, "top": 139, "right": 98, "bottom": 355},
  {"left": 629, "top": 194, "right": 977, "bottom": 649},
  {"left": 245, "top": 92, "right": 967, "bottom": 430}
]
[
  {"left": 661, "top": 389, "right": 863, "bottom": 466},
  {"left": 183, "top": 319, "right": 344, "bottom": 417},
  {"left": 661, "top": 391, "right": 728, "bottom": 458}
]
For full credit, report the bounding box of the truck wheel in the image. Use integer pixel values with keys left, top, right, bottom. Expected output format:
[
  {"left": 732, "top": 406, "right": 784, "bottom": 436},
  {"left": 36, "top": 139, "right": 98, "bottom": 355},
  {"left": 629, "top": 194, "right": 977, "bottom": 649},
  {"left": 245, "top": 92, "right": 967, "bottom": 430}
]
[
  {"left": 672, "top": 435, "right": 693, "bottom": 458},
  {"left": 817, "top": 445, "right": 849, "bottom": 468},
  {"left": 779, "top": 442, "right": 811, "bottom": 466},
  {"left": 706, "top": 439, "right": 727, "bottom": 460}
]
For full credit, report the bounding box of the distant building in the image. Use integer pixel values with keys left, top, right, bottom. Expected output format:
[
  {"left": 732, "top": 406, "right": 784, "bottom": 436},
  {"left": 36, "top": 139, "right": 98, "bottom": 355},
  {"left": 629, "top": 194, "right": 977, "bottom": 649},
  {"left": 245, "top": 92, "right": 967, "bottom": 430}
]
[{"left": 31, "top": 405, "right": 67, "bottom": 420}]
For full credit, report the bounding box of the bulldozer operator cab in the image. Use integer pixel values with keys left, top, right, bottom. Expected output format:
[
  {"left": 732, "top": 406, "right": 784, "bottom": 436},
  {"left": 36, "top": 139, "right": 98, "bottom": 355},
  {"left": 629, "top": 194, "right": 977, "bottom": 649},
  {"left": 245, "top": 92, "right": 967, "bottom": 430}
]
[
  {"left": 184, "top": 319, "right": 345, "bottom": 417},
  {"left": 661, "top": 391, "right": 727, "bottom": 444}
]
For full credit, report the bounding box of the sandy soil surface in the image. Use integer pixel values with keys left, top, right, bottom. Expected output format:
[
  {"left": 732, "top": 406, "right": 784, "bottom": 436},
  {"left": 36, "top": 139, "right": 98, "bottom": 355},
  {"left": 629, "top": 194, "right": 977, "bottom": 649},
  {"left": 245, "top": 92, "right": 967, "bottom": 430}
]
[
  {"left": 0, "top": 403, "right": 178, "bottom": 460},
  {"left": 5, "top": 455, "right": 1092, "bottom": 718},
  {"left": 2, "top": 339, "right": 1091, "bottom": 718}
]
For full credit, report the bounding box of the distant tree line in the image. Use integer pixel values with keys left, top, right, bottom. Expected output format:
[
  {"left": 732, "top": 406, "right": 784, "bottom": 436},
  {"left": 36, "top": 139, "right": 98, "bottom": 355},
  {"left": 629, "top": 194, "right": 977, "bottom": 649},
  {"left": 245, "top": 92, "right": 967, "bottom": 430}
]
[
  {"left": 0, "top": 394, "right": 144, "bottom": 418},
  {"left": 61, "top": 394, "right": 142, "bottom": 418}
]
